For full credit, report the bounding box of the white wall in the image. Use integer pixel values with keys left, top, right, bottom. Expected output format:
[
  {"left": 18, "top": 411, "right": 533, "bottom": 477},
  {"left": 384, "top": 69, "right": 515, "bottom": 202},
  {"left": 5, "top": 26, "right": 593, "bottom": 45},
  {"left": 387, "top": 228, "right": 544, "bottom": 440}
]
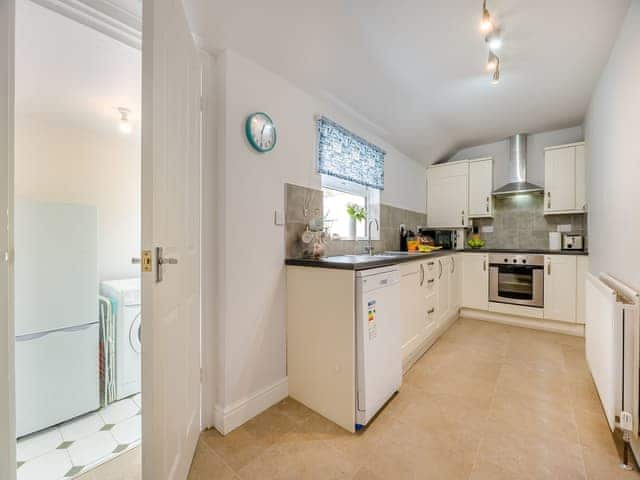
[
  {"left": 584, "top": 0, "right": 640, "bottom": 292},
  {"left": 448, "top": 126, "right": 584, "bottom": 187},
  {"left": 211, "top": 49, "right": 426, "bottom": 428},
  {"left": 15, "top": 116, "right": 141, "bottom": 281}
]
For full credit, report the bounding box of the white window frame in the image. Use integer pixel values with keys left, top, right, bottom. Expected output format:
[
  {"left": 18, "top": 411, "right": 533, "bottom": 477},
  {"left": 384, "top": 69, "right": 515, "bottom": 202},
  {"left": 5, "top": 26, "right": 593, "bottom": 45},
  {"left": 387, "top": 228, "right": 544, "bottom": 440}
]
[{"left": 321, "top": 174, "right": 380, "bottom": 241}]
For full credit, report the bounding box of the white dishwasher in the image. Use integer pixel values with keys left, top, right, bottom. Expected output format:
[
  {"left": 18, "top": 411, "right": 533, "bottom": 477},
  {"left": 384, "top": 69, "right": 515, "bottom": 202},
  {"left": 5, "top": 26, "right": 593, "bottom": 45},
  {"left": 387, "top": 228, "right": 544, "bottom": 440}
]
[{"left": 355, "top": 266, "right": 402, "bottom": 429}]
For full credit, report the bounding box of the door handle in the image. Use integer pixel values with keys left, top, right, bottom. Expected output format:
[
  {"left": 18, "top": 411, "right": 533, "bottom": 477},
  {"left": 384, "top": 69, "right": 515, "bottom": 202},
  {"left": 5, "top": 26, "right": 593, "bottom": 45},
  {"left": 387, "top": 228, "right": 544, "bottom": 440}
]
[{"left": 156, "top": 246, "right": 178, "bottom": 282}]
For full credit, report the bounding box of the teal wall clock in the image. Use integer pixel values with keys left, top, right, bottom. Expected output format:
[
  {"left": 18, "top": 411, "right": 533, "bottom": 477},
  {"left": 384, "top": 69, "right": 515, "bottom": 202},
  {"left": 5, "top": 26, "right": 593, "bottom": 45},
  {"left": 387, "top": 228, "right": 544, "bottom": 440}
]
[{"left": 245, "top": 112, "right": 277, "bottom": 153}]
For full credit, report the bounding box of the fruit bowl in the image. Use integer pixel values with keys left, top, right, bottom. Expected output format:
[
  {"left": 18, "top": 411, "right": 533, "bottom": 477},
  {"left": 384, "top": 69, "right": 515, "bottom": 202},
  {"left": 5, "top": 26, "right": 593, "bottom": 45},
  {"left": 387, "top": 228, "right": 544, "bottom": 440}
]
[{"left": 467, "top": 238, "right": 485, "bottom": 249}]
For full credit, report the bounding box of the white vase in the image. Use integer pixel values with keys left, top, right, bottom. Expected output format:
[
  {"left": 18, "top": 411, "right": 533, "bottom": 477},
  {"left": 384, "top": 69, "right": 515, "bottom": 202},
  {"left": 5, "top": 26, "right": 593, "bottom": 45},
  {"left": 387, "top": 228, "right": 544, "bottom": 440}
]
[{"left": 349, "top": 218, "right": 357, "bottom": 240}]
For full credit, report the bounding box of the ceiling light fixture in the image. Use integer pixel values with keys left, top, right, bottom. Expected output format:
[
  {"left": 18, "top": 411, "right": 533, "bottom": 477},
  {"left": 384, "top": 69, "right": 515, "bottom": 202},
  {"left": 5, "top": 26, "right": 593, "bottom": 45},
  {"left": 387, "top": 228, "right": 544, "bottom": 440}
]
[
  {"left": 480, "top": 0, "right": 493, "bottom": 32},
  {"left": 486, "top": 29, "right": 502, "bottom": 50},
  {"left": 486, "top": 51, "right": 499, "bottom": 71},
  {"left": 491, "top": 59, "right": 501, "bottom": 85},
  {"left": 118, "top": 107, "right": 132, "bottom": 134}
]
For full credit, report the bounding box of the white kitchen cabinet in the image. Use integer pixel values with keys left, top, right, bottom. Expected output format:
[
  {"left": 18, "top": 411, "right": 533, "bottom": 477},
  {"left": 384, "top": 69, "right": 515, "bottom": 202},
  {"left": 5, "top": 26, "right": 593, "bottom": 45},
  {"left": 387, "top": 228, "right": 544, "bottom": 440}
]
[
  {"left": 576, "top": 256, "right": 589, "bottom": 325},
  {"left": 437, "top": 256, "right": 451, "bottom": 326},
  {"left": 544, "top": 142, "right": 586, "bottom": 214},
  {"left": 450, "top": 254, "right": 462, "bottom": 311},
  {"left": 420, "top": 259, "right": 438, "bottom": 336},
  {"left": 468, "top": 158, "right": 494, "bottom": 218},
  {"left": 400, "top": 263, "right": 421, "bottom": 363},
  {"left": 427, "top": 161, "right": 469, "bottom": 228},
  {"left": 462, "top": 253, "right": 489, "bottom": 310},
  {"left": 543, "top": 255, "right": 577, "bottom": 322}
]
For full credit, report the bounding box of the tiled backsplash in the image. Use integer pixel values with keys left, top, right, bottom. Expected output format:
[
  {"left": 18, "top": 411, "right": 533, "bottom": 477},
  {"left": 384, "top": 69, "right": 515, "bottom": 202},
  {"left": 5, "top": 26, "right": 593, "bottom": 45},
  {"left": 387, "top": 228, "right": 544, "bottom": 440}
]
[
  {"left": 472, "top": 194, "right": 587, "bottom": 250},
  {"left": 285, "top": 183, "right": 426, "bottom": 258}
]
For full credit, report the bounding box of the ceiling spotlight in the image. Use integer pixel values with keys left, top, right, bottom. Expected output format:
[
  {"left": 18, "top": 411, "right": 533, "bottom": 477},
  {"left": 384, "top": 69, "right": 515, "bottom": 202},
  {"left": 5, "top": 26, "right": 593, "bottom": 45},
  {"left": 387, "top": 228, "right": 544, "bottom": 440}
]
[
  {"left": 491, "top": 60, "right": 501, "bottom": 85},
  {"left": 486, "top": 51, "right": 499, "bottom": 71},
  {"left": 480, "top": 0, "right": 493, "bottom": 32},
  {"left": 118, "top": 107, "right": 132, "bottom": 134},
  {"left": 486, "top": 29, "right": 502, "bottom": 50}
]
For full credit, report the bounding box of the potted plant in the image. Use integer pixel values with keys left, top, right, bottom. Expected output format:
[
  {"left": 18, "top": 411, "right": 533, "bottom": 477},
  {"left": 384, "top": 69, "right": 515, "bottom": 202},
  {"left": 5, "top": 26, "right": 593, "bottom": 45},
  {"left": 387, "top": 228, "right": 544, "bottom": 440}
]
[{"left": 346, "top": 203, "right": 367, "bottom": 239}]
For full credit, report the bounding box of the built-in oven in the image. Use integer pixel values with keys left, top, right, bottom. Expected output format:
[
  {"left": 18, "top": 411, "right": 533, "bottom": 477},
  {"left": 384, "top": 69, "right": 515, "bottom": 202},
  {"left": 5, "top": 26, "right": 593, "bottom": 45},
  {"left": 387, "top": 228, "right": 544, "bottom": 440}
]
[{"left": 489, "top": 254, "right": 544, "bottom": 308}]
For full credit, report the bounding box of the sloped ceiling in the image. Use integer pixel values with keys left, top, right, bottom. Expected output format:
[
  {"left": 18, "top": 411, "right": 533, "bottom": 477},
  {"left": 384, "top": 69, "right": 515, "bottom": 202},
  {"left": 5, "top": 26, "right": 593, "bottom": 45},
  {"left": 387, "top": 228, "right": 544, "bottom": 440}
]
[{"left": 185, "top": 0, "right": 630, "bottom": 164}]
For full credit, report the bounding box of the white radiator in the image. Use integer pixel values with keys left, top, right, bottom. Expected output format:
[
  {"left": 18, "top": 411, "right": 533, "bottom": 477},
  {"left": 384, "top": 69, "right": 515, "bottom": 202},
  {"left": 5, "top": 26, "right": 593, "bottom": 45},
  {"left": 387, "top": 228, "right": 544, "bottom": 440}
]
[{"left": 585, "top": 273, "right": 640, "bottom": 436}]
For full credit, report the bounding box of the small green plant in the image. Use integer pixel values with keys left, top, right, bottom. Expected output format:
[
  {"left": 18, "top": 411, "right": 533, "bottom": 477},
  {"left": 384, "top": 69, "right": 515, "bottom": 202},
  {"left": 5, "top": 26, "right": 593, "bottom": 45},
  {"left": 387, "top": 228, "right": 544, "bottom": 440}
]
[{"left": 346, "top": 203, "right": 367, "bottom": 222}]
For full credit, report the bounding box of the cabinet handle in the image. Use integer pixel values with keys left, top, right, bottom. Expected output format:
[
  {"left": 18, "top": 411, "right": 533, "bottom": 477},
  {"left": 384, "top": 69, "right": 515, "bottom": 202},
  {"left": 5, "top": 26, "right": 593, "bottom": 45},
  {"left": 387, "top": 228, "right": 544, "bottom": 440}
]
[
  {"left": 451, "top": 257, "right": 455, "bottom": 274},
  {"left": 438, "top": 259, "right": 443, "bottom": 279},
  {"left": 428, "top": 278, "right": 435, "bottom": 284},
  {"left": 483, "top": 259, "right": 487, "bottom": 271},
  {"left": 428, "top": 261, "right": 435, "bottom": 266},
  {"left": 428, "top": 308, "right": 435, "bottom": 314},
  {"left": 419, "top": 264, "right": 424, "bottom": 286},
  {"left": 547, "top": 263, "right": 551, "bottom": 275},
  {"left": 486, "top": 197, "right": 489, "bottom": 213},
  {"left": 547, "top": 191, "right": 551, "bottom": 209},
  {"left": 461, "top": 210, "right": 465, "bottom": 226}
]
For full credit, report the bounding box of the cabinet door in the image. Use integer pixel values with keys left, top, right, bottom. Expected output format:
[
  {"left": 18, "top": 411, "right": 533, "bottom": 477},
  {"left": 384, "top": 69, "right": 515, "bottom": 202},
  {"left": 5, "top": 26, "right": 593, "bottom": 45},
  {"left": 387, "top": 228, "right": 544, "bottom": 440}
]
[
  {"left": 575, "top": 145, "right": 586, "bottom": 211},
  {"left": 437, "top": 256, "right": 451, "bottom": 325},
  {"left": 545, "top": 147, "right": 576, "bottom": 213},
  {"left": 400, "top": 270, "right": 421, "bottom": 362},
  {"left": 468, "top": 159, "right": 493, "bottom": 217},
  {"left": 427, "top": 163, "right": 468, "bottom": 228},
  {"left": 575, "top": 256, "right": 588, "bottom": 325},
  {"left": 420, "top": 261, "right": 438, "bottom": 337},
  {"left": 543, "top": 255, "right": 577, "bottom": 322},
  {"left": 462, "top": 253, "right": 489, "bottom": 310},
  {"left": 450, "top": 254, "right": 462, "bottom": 312}
]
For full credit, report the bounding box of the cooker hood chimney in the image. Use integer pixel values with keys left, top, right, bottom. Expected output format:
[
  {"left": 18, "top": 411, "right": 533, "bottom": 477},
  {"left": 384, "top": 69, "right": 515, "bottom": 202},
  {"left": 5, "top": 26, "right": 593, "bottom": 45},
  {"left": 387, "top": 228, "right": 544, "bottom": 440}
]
[{"left": 492, "top": 134, "right": 544, "bottom": 196}]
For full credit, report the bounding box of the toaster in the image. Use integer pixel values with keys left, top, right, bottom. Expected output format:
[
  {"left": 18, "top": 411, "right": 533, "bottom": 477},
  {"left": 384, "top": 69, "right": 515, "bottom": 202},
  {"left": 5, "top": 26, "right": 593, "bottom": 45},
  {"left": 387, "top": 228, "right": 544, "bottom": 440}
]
[{"left": 562, "top": 234, "right": 584, "bottom": 250}]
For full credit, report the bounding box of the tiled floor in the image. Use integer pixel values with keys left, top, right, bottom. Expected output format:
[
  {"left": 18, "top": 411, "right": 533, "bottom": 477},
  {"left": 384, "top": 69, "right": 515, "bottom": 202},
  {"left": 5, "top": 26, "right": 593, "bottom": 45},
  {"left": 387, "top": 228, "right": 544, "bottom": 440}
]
[
  {"left": 17, "top": 394, "right": 141, "bottom": 480},
  {"left": 190, "top": 318, "right": 639, "bottom": 479},
  {"left": 80, "top": 318, "right": 639, "bottom": 479}
]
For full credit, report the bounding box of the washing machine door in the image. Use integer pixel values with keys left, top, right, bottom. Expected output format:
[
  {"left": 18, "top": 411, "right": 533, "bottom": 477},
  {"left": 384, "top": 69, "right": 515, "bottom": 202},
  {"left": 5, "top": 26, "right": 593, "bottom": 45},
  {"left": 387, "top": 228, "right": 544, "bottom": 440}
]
[{"left": 129, "top": 312, "right": 142, "bottom": 353}]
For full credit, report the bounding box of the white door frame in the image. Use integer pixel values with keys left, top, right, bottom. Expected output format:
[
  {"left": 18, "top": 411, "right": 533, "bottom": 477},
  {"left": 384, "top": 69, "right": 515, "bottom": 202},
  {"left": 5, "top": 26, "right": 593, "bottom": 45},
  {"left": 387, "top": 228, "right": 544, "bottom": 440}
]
[{"left": 0, "top": 0, "right": 16, "bottom": 479}]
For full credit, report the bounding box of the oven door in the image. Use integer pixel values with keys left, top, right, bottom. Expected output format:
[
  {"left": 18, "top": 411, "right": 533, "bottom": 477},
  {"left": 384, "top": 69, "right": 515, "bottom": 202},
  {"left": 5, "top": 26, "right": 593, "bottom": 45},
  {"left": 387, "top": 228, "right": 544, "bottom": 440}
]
[{"left": 489, "top": 264, "right": 544, "bottom": 308}]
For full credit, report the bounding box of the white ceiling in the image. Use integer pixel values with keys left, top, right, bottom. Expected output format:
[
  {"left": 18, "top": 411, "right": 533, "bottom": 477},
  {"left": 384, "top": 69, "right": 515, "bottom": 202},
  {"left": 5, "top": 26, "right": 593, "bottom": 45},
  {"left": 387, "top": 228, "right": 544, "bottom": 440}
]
[
  {"left": 186, "top": 0, "right": 630, "bottom": 164},
  {"left": 15, "top": 0, "right": 141, "bottom": 139}
]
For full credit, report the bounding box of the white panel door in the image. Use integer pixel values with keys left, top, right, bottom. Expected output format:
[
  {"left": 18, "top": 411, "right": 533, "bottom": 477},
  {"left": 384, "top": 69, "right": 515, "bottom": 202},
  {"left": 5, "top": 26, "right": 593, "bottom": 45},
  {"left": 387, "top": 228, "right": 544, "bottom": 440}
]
[
  {"left": 142, "top": 0, "right": 202, "bottom": 478},
  {"left": 544, "top": 147, "right": 576, "bottom": 213},
  {"left": 462, "top": 253, "right": 489, "bottom": 310},
  {"left": 543, "top": 255, "right": 577, "bottom": 323},
  {"left": 0, "top": 1, "right": 16, "bottom": 478},
  {"left": 468, "top": 158, "right": 493, "bottom": 217}
]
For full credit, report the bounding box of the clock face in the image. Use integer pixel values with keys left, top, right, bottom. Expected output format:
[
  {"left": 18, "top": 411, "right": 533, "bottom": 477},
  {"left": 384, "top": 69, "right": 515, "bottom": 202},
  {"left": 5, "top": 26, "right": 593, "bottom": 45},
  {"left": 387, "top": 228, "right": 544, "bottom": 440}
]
[{"left": 246, "top": 112, "right": 277, "bottom": 152}]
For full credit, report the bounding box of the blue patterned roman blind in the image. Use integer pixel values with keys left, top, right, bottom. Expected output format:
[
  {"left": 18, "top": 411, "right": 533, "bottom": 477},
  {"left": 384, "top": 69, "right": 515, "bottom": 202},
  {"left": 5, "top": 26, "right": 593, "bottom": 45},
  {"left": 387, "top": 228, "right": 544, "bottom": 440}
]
[{"left": 316, "top": 116, "right": 386, "bottom": 190}]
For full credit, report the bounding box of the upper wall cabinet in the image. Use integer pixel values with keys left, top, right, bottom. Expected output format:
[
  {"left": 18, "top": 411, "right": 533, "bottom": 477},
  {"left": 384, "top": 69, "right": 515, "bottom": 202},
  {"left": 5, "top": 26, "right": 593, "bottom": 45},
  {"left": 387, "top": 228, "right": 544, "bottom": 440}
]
[
  {"left": 468, "top": 157, "right": 494, "bottom": 218},
  {"left": 544, "top": 142, "right": 586, "bottom": 215},
  {"left": 427, "top": 161, "right": 468, "bottom": 228}
]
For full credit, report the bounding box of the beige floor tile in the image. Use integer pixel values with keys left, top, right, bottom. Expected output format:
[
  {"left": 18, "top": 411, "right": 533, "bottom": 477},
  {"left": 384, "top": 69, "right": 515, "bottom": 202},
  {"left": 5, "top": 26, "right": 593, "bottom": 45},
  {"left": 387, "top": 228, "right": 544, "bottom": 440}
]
[
  {"left": 582, "top": 445, "right": 639, "bottom": 480},
  {"left": 188, "top": 441, "right": 238, "bottom": 480},
  {"left": 574, "top": 406, "right": 622, "bottom": 458},
  {"left": 201, "top": 426, "right": 273, "bottom": 472},
  {"left": 75, "top": 447, "right": 141, "bottom": 480}
]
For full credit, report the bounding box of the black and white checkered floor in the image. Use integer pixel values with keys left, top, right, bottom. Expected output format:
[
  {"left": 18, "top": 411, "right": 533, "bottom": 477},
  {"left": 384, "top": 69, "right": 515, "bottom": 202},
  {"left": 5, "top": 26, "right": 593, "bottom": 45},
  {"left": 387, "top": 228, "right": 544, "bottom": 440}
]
[{"left": 16, "top": 395, "right": 141, "bottom": 480}]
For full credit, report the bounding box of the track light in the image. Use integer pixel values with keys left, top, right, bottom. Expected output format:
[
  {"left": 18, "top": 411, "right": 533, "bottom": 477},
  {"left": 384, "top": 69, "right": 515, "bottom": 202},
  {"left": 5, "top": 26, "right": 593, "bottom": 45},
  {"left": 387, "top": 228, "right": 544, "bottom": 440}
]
[
  {"left": 486, "top": 29, "right": 502, "bottom": 50},
  {"left": 491, "top": 59, "right": 500, "bottom": 85},
  {"left": 486, "top": 51, "right": 499, "bottom": 71},
  {"left": 480, "top": 0, "right": 493, "bottom": 32},
  {"left": 118, "top": 107, "right": 132, "bottom": 134}
]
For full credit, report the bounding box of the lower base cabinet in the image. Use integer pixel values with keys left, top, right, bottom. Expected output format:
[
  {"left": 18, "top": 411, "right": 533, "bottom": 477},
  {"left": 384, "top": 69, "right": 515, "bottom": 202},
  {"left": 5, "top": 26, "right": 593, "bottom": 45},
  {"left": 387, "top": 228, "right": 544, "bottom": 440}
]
[{"left": 462, "top": 253, "right": 489, "bottom": 310}]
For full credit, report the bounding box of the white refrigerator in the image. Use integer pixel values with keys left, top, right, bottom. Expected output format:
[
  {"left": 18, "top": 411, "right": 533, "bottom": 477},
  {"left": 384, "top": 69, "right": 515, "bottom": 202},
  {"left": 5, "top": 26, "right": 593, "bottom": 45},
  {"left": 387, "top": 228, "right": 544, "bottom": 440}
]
[{"left": 14, "top": 200, "right": 100, "bottom": 437}]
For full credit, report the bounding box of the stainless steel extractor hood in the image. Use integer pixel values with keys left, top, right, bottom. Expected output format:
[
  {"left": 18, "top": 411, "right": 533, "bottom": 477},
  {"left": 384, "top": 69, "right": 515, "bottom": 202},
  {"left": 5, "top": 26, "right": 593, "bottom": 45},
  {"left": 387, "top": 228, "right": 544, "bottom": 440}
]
[{"left": 492, "top": 134, "right": 544, "bottom": 196}]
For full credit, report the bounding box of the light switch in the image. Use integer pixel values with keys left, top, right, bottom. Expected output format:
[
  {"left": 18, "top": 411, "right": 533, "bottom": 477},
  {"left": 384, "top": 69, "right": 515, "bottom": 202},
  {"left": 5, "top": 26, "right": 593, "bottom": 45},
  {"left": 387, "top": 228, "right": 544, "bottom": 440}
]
[{"left": 274, "top": 209, "right": 285, "bottom": 226}]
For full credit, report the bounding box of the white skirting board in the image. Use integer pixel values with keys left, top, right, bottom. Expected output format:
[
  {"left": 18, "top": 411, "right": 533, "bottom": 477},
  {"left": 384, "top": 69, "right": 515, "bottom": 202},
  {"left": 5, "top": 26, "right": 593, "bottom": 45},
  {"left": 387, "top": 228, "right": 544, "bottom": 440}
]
[
  {"left": 212, "top": 378, "right": 288, "bottom": 435},
  {"left": 460, "top": 308, "right": 585, "bottom": 337}
]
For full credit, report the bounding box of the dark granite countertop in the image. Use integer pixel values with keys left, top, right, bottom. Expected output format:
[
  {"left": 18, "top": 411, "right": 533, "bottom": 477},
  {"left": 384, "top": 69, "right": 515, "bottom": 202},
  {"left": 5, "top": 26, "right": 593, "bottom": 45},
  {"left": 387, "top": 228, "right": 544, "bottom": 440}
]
[
  {"left": 285, "top": 248, "right": 588, "bottom": 271},
  {"left": 462, "top": 248, "right": 588, "bottom": 256}
]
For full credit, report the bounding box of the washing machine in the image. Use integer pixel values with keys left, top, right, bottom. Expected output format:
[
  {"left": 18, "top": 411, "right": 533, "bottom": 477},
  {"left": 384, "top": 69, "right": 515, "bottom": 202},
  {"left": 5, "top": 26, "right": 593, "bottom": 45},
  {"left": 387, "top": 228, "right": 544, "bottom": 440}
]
[{"left": 100, "top": 278, "right": 141, "bottom": 401}]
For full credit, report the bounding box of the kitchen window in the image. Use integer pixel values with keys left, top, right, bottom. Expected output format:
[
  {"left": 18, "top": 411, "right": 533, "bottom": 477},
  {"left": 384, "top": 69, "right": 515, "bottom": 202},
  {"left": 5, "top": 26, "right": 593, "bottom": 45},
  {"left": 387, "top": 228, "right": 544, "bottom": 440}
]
[{"left": 316, "top": 116, "right": 385, "bottom": 240}]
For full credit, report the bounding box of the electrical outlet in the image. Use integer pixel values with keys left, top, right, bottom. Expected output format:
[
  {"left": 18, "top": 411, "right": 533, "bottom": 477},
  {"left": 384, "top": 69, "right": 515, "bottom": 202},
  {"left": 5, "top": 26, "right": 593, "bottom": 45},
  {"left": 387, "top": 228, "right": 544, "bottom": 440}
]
[
  {"left": 481, "top": 225, "right": 494, "bottom": 233},
  {"left": 557, "top": 224, "right": 572, "bottom": 232}
]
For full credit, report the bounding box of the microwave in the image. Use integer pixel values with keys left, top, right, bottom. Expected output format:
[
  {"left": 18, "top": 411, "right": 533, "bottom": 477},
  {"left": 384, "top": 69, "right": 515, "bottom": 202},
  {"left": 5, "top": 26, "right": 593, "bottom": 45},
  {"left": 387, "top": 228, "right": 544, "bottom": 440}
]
[{"left": 419, "top": 230, "right": 462, "bottom": 250}]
